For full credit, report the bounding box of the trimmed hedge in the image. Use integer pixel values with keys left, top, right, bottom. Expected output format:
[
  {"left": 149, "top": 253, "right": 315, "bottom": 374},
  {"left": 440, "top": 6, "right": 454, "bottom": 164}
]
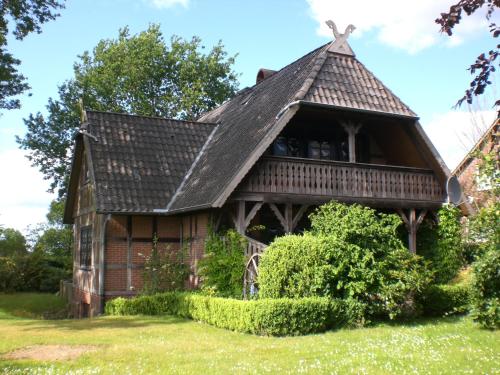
[
  {"left": 105, "top": 292, "right": 364, "bottom": 336},
  {"left": 421, "top": 283, "right": 471, "bottom": 316}
]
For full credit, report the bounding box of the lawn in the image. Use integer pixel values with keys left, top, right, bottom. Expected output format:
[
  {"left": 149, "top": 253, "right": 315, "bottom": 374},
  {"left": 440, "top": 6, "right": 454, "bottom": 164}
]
[{"left": 0, "top": 294, "right": 499, "bottom": 374}]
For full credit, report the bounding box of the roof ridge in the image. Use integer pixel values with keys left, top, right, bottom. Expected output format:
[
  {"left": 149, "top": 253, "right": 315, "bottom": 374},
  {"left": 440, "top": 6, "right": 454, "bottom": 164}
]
[
  {"left": 162, "top": 123, "right": 220, "bottom": 212},
  {"left": 197, "top": 43, "right": 329, "bottom": 122},
  {"left": 86, "top": 109, "right": 218, "bottom": 126},
  {"left": 293, "top": 44, "right": 330, "bottom": 101}
]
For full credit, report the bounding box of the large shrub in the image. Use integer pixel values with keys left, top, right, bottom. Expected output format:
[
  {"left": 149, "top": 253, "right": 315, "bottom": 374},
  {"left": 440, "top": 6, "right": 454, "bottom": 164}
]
[
  {"left": 420, "top": 283, "right": 471, "bottom": 316},
  {"left": 308, "top": 202, "right": 403, "bottom": 251},
  {"left": 259, "top": 202, "right": 431, "bottom": 319},
  {"left": 105, "top": 292, "right": 363, "bottom": 336},
  {"left": 198, "top": 229, "right": 246, "bottom": 298},
  {"left": 471, "top": 249, "right": 500, "bottom": 329},
  {"left": 416, "top": 205, "right": 464, "bottom": 283}
]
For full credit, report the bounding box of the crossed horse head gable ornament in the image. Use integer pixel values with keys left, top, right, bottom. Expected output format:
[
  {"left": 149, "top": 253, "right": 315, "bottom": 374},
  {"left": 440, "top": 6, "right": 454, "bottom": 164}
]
[{"left": 325, "top": 20, "right": 356, "bottom": 55}]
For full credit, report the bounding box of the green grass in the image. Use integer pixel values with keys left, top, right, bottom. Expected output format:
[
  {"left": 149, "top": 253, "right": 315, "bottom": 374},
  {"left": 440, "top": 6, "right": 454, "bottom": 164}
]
[{"left": 0, "top": 294, "right": 499, "bottom": 374}]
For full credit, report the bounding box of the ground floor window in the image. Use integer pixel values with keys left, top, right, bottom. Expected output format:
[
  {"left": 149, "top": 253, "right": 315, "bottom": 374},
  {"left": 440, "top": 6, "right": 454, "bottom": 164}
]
[{"left": 80, "top": 226, "right": 92, "bottom": 269}]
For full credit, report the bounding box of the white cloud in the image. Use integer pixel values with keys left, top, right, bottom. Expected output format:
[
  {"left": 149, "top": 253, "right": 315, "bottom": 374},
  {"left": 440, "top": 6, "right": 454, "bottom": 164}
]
[
  {"left": 148, "top": 0, "right": 189, "bottom": 9},
  {"left": 306, "top": 0, "right": 492, "bottom": 53},
  {"left": 0, "top": 148, "right": 55, "bottom": 233},
  {"left": 422, "top": 110, "right": 497, "bottom": 171}
]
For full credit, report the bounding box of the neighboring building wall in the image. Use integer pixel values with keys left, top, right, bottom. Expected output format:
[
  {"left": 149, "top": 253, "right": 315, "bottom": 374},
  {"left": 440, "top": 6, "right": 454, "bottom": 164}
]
[{"left": 455, "top": 122, "right": 499, "bottom": 211}]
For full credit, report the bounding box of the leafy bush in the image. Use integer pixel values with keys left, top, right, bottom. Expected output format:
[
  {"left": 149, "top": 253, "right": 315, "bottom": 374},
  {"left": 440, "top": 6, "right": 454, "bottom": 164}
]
[
  {"left": 308, "top": 201, "right": 403, "bottom": 251},
  {"left": 420, "top": 283, "right": 471, "bottom": 316},
  {"left": 466, "top": 202, "right": 500, "bottom": 261},
  {"left": 106, "top": 292, "right": 363, "bottom": 336},
  {"left": 198, "top": 229, "right": 246, "bottom": 298},
  {"left": 0, "top": 251, "right": 70, "bottom": 293},
  {"left": 417, "top": 205, "right": 463, "bottom": 283},
  {"left": 141, "top": 237, "right": 189, "bottom": 295},
  {"left": 0, "top": 256, "right": 19, "bottom": 291},
  {"left": 259, "top": 202, "right": 431, "bottom": 320},
  {"left": 471, "top": 249, "right": 500, "bottom": 329}
]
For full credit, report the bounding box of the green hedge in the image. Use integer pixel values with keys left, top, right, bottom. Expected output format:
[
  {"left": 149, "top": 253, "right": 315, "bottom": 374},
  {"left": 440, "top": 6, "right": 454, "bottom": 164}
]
[
  {"left": 420, "top": 283, "right": 471, "bottom": 316},
  {"left": 105, "top": 292, "right": 364, "bottom": 336}
]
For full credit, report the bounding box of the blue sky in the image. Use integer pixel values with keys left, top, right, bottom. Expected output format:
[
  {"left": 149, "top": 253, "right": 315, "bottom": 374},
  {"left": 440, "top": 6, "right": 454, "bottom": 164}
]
[{"left": 0, "top": 0, "right": 497, "bottom": 232}]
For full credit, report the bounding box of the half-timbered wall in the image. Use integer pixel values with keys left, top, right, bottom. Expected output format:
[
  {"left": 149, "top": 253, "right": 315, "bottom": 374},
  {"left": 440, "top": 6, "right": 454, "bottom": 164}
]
[{"left": 72, "top": 153, "right": 101, "bottom": 317}]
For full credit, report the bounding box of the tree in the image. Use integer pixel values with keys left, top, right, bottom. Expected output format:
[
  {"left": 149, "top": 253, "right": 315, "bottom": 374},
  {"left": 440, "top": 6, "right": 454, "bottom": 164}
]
[
  {"left": 436, "top": 0, "right": 500, "bottom": 107},
  {"left": 17, "top": 25, "right": 239, "bottom": 196},
  {"left": 0, "top": 0, "right": 65, "bottom": 110},
  {"left": 0, "top": 227, "right": 27, "bottom": 257},
  {"left": 29, "top": 199, "right": 72, "bottom": 260}
]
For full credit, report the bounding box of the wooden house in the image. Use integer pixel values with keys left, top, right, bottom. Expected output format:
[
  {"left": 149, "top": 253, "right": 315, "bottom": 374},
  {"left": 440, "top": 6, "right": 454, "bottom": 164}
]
[{"left": 64, "top": 29, "right": 449, "bottom": 317}]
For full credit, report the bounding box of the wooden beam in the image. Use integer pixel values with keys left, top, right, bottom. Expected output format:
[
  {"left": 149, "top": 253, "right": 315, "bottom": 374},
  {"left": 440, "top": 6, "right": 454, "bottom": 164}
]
[
  {"left": 269, "top": 203, "right": 287, "bottom": 232},
  {"left": 397, "top": 209, "right": 427, "bottom": 254},
  {"left": 291, "top": 204, "right": 309, "bottom": 232},
  {"left": 244, "top": 202, "right": 263, "bottom": 229},
  {"left": 126, "top": 216, "right": 132, "bottom": 291},
  {"left": 341, "top": 121, "right": 362, "bottom": 163},
  {"left": 235, "top": 201, "right": 246, "bottom": 235},
  {"left": 417, "top": 210, "right": 428, "bottom": 227}
]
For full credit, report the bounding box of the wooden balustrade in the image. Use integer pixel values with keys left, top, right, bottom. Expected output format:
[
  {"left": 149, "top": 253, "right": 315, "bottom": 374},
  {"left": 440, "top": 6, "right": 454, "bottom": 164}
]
[
  {"left": 238, "top": 156, "right": 444, "bottom": 203},
  {"left": 245, "top": 236, "right": 267, "bottom": 257}
]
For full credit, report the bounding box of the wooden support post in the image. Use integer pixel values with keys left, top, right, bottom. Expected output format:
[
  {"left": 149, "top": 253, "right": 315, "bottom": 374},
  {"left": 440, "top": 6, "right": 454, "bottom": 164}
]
[
  {"left": 126, "top": 216, "right": 132, "bottom": 291},
  {"left": 397, "top": 209, "right": 427, "bottom": 254},
  {"left": 232, "top": 201, "right": 264, "bottom": 235},
  {"left": 235, "top": 201, "right": 246, "bottom": 235},
  {"left": 269, "top": 203, "right": 305, "bottom": 233},
  {"left": 341, "top": 121, "right": 362, "bottom": 163}
]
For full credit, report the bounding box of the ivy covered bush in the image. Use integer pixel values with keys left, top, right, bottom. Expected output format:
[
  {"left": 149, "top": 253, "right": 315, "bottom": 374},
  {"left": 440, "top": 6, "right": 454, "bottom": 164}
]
[
  {"left": 419, "top": 205, "right": 463, "bottom": 283},
  {"left": 198, "top": 229, "right": 246, "bottom": 298},
  {"left": 141, "top": 237, "right": 189, "bottom": 295},
  {"left": 258, "top": 202, "right": 431, "bottom": 320},
  {"left": 471, "top": 249, "right": 500, "bottom": 329}
]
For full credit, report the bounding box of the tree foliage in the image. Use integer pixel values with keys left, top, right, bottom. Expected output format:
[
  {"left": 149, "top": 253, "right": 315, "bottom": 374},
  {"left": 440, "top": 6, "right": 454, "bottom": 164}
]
[
  {"left": 0, "top": 227, "right": 27, "bottom": 257},
  {"left": 0, "top": 199, "right": 72, "bottom": 293},
  {"left": 471, "top": 248, "right": 500, "bottom": 329},
  {"left": 436, "top": 0, "right": 500, "bottom": 107},
  {"left": 0, "top": 0, "right": 65, "bottom": 109},
  {"left": 17, "top": 25, "right": 239, "bottom": 196}
]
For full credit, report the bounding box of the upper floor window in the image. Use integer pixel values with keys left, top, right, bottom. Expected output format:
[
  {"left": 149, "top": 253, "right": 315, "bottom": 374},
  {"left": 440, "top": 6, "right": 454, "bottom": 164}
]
[{"left": 80, "top": 226, "right": 92, "bottom": 269}]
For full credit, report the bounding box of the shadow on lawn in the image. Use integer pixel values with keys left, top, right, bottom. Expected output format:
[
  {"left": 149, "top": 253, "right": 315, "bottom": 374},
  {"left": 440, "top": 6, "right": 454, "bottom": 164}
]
[
  {"left": 7, "top": 314, "right": 191, "bottom": 331},
  {"left": 368, "top": 314, "right": 465, "bottom": 329}
]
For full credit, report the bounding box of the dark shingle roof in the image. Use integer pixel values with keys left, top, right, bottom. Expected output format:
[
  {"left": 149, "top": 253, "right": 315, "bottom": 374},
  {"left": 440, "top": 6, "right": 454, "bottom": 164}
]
[
  {"left": 85, "top": 111, "right": 216, "bottom": 213},
  {"left": 167, "top": 43, "right": 418, "bottom": 212},
  {"left": 303, "top": 53, "right": 416, "bottom": 117},
  {"left": 68, "top": 41, "right": 423, "bottom": 217},
  {"left": 167, "top": 44, "right": 329, "bottom": 212}
]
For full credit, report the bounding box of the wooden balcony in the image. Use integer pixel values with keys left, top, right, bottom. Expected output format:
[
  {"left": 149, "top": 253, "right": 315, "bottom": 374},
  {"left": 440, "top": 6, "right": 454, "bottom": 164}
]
[{"left": 236, "top": 156, "right": 445, "bottom": 207}]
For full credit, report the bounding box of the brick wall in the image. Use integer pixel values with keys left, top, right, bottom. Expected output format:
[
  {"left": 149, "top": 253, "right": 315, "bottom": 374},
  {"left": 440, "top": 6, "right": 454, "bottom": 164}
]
[
  {"left": 102, "top": 211, "right": 210, "bottom": 302},
  {"left": 456, "top": 133, "right": 499, "bottom": 211},
  {"left": 70, "top": 151, "right": 213, "bottom": 316}
]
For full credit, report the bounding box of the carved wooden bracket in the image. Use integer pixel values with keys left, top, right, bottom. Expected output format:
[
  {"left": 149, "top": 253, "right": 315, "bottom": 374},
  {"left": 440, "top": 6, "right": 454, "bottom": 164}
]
[
  {"left": 269, "top": 203, "right": 309, "bottom": 233},
  {"left": 397, "top": 208, "right": 427, "bottom": 254}
]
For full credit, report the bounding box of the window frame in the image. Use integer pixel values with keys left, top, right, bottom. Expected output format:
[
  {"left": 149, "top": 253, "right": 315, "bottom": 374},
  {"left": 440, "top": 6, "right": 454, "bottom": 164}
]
[{"left": 79, "top": 225, "right": 92, "bottom": 270}]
